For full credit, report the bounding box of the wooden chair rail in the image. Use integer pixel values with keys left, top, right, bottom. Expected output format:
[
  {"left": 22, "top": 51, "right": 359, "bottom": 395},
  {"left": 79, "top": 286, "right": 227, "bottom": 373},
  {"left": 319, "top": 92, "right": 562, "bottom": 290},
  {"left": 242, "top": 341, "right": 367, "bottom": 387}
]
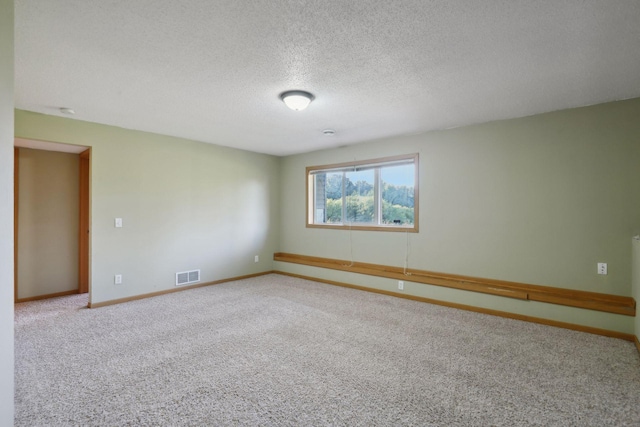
[{"left": 273, "top": 252, "right": 635, "bottom": 316}]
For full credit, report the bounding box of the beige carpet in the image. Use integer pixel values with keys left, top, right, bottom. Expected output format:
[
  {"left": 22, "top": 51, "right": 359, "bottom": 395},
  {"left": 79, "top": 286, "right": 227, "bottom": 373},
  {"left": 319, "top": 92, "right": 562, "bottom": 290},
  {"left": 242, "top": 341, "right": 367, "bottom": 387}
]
[{"left": 15, "top": 274, "right": 640, "bottom": 426}]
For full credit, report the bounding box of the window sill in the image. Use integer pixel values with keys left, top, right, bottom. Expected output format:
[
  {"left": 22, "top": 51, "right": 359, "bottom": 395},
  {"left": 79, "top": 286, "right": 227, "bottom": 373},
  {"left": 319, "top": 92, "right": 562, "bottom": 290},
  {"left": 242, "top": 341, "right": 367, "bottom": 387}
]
[{"left": 306, "top": 223, "right": 418, "bottom": 233}]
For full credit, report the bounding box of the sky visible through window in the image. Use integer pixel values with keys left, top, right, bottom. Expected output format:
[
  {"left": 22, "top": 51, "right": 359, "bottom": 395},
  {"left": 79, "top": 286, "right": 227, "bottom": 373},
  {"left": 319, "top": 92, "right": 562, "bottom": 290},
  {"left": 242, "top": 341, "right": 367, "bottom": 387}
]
[{"left": 382, "top": 164, "right": 414, "bottom": 187}]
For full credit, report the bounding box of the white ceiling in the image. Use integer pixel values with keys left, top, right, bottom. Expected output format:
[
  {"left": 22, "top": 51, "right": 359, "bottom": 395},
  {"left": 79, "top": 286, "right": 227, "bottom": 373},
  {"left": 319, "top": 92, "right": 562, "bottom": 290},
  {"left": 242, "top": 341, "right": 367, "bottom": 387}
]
[{"left": 14, "top": 1, "right": 640, "bottom": 157}]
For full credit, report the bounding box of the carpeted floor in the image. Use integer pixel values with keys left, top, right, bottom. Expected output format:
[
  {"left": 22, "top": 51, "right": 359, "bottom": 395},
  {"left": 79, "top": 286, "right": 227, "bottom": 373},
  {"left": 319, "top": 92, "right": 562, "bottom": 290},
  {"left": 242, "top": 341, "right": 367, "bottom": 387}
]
[{"left": 14, "top": 274, "right": 640, "bottom": 426}]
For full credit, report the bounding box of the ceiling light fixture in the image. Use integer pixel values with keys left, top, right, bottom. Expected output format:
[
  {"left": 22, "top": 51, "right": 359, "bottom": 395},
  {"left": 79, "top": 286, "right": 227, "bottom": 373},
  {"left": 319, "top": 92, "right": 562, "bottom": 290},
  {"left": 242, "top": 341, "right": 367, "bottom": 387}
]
[
  {"left": 323, "top": 129, "right": 336, "bottom": 136},
  {"left": 59, "top": 107, "right": 75, "bottom": 115},
  {"left": 280, "top": 90, "right": 314, "bottom": 111}
]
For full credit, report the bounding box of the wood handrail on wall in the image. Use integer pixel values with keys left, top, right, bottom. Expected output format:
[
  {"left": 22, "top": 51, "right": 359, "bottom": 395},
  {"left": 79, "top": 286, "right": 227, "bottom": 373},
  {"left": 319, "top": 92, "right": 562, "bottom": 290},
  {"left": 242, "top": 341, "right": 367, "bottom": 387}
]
[{"left": 273, "top": 252, "right": 636, "bottom": 316}]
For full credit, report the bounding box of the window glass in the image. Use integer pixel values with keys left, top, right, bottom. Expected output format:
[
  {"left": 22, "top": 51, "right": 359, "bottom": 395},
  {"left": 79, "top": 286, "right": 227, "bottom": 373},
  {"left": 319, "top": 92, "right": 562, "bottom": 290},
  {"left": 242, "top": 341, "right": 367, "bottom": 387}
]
[
  {"left": 345, "top": 169, "right": 375, "bottom": 224},
  {"left": 307, "top": 154, "right": 418, "bottom": 232},
  {"left": 315, "top": 172, "right": 342, "bottom": 224},
  {"left": 381, "top": 164, "right": 414, "bottom": 225}
]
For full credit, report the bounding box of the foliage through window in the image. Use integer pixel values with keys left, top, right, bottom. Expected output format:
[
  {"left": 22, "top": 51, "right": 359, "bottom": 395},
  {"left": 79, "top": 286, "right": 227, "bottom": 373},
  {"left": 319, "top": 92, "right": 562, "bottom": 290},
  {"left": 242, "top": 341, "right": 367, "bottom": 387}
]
[{"left": 307, "top": 154, "right": 418, "bottom": 232}]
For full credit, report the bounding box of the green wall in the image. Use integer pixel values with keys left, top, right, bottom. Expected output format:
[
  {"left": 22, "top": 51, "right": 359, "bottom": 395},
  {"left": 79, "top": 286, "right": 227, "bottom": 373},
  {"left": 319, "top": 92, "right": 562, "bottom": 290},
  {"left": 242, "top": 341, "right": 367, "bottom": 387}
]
[
  {"left": 15, "top": 111, "right": 281, "bottom": 305},
  {"left": 277, "top": 98, "right": 640, "bottom": 334},
  {"left": 0, "top": 0, "right": 14, "bottom": 420}
]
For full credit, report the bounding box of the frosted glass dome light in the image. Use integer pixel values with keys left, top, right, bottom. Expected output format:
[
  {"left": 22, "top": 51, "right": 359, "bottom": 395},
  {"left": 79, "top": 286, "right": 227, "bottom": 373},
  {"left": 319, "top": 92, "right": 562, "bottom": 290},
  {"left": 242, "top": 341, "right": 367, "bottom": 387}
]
[{"left": 280, "top": 90, "right": 314, "bottom": 111}]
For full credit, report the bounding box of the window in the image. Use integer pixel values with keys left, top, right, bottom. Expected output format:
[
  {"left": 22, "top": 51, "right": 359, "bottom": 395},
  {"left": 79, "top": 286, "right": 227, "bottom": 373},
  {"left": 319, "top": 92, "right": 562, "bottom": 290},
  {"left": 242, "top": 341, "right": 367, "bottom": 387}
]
[{"left": 307, "top": 154, "right": 418, "bottom": 232}]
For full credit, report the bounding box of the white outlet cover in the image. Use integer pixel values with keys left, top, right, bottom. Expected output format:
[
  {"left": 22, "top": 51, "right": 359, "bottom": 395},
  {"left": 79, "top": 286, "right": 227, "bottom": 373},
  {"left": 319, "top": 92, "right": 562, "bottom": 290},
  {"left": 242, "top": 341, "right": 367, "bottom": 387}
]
[
  {"left": 115, "top": 218, "right": 123, "bottom": 228},
  {"left": 597, "top": 263, "right": 607, "bottom": 275}
]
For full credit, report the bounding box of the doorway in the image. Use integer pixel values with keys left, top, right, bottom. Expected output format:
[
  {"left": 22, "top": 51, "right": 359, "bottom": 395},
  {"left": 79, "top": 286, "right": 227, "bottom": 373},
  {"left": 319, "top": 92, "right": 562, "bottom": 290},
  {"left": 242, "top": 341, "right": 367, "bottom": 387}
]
[{"left": 14, "top": 139, "right": 90, "bottom": 303}]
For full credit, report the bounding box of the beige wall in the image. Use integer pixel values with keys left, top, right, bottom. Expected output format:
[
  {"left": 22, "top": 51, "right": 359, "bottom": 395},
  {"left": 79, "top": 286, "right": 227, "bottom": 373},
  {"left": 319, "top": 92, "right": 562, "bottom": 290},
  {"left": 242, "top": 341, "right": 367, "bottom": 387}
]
[
  {"left": 15, "top": 111, "right": 281, "bottom": 305},
  {"left": 0, "top": 0, "right": 14, "bottom": 420},
  {"left": 277, "top": 98, "right": 640, "bottom": 334},
  {"left": 17, "top": 148, "right": 79, "bottom": 299}
]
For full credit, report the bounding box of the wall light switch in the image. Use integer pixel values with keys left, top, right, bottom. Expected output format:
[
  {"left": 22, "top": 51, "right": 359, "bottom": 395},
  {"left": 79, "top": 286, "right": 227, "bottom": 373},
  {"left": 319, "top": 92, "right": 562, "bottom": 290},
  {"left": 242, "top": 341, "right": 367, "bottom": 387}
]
[
  {"left": 114, "top": 274, "right": 122, "bottom": 284},
  {"left": 254, "top": 255, "right": 259, "bottom": 263},
  {"left": 115, "top": 218, "right": 123, "bottom": 228}
]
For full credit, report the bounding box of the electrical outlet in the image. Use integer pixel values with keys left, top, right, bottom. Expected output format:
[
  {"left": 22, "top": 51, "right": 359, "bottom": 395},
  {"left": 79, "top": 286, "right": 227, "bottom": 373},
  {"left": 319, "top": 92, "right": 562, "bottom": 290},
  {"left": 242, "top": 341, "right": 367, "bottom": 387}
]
[
  {"left": 597, "top": 263, "right": 607, "bottom": 275},
  {"left": 254, "top": 255, "right": 259, "bottom": 263},
  {"left": 114, "top": 274, "right": 122, "bottom": 284},
  {"left": 398, "top": 281, "right": 404, "bottom": 290}
]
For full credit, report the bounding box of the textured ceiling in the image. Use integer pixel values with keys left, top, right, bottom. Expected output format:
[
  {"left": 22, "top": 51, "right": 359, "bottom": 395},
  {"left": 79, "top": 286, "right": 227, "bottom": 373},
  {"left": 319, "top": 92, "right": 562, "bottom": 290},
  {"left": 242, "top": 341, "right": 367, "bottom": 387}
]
[{"left": 14, "top": 1, "right": 640, "bottom": 156}]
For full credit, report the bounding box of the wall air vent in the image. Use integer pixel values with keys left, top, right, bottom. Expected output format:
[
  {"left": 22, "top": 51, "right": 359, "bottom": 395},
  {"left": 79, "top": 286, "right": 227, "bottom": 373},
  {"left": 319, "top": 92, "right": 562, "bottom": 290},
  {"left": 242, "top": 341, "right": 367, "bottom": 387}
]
[{"left": 176, "top": 269, "right": 201, "bottom": 286}]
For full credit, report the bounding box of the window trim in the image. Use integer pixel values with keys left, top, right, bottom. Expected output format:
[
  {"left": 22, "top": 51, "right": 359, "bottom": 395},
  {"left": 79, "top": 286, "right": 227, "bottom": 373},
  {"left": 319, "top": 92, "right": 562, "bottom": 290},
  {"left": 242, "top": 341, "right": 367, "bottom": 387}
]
[{"left": 306, "top": 153, "right": 419, "bottom": 232}]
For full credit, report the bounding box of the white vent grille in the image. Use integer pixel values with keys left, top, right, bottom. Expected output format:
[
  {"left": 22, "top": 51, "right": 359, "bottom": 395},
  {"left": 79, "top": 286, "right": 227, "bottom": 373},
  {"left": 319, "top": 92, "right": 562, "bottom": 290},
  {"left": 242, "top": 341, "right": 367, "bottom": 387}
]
[
  {"left": 176, "top": 269, "right": 200, "bottom": 286},
  {"left": 188, "top": 270, "right": 199, "bottom": 282}
]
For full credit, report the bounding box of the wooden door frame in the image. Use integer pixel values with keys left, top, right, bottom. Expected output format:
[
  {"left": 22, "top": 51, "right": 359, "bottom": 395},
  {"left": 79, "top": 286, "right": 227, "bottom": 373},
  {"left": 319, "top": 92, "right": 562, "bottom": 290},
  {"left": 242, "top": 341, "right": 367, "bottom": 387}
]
[
  {"left": 79, "top": 149, "right": 90, "bottom": 294},
  {"left": 14, "top": 145, "right": 91, "bottom": 302}
]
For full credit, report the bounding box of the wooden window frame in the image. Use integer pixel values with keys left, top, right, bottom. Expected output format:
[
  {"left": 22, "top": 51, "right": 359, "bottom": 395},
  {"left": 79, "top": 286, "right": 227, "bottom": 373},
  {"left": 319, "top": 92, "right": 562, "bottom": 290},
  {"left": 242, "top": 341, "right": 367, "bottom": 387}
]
[{"left": 306, "top": 154, "right": 419, "bottom": 233}]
